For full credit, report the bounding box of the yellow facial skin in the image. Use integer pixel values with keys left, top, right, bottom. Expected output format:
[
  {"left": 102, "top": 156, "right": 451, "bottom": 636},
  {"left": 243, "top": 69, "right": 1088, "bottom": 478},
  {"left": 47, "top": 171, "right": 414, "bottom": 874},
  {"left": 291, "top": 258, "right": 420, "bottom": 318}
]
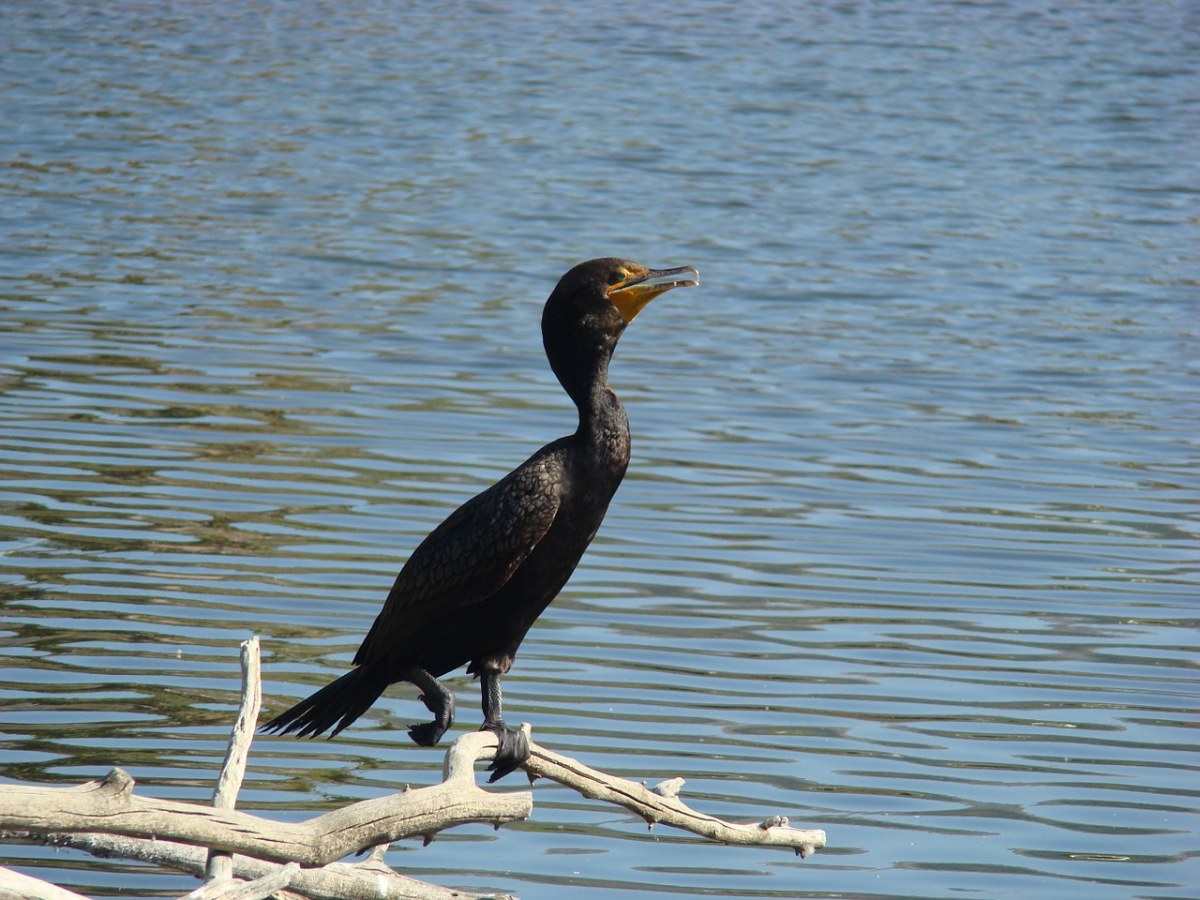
[{"left": 607, "top": 264, "right": 700, "bottom": 323}]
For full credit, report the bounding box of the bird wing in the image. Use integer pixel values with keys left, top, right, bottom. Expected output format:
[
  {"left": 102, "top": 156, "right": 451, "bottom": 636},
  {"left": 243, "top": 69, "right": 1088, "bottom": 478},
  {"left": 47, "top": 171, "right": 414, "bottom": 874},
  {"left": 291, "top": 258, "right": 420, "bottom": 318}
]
[{"left": 353, "top": 455, "right": 562, "bottom": 666}]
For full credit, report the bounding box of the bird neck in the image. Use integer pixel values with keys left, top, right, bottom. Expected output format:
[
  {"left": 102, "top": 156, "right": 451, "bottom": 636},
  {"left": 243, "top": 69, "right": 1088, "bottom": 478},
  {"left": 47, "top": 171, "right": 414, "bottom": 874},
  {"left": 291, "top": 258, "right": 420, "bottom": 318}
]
[
  {"left": 558, "top": 353, "right": 629, "bottom": 469},
  {"left": 546, "top": 326, "right": 630, "bottom": 463},
  {"left": 576, "top": 379, "right": 628, "bottom": 446}
]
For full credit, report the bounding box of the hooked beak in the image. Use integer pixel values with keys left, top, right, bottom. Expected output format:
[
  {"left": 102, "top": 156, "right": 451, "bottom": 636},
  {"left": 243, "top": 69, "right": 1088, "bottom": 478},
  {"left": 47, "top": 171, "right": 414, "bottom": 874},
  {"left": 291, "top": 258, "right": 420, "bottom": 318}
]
[{"left": 608, "top": 265, "right": 700, "bottom": 323}]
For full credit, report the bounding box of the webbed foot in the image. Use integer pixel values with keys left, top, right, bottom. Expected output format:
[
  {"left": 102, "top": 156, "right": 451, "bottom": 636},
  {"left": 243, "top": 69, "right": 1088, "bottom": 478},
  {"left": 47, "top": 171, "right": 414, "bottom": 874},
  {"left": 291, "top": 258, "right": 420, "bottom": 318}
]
[
  {"left": 403, "top": 673, "right": 455, "bottom": 748},
  {"left": 407, "top": 720, "right": 446, "bottom": 747},
  {"left": 481, "top": 721, "right": 530, "bottom": 783}
]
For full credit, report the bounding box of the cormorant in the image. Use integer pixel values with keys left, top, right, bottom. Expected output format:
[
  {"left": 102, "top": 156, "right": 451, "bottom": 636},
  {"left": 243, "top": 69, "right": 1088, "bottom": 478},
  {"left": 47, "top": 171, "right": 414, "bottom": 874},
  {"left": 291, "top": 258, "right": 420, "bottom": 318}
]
[{"left": 264, "top": 257, "right": 699, "bottom": 780}]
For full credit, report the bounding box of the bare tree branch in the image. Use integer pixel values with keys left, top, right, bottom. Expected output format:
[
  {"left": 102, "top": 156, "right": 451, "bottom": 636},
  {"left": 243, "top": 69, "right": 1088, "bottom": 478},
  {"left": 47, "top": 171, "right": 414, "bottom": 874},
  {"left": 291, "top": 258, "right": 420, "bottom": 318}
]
[
  {"left": 0, "top": 637, "right": 825, "bottom": 899},
  {"left": 2, "top": 833, "right": 508, "bottom": 900},
  {"left": 205, "top": 636, "right": 263, "bottom": 887},
  {"left": 181, "top": 862, "right": 298, "bottom": 900},
  {"left": 522, "top": 738, "right": 825, "bottom": 857},
  {"left": 0, "top": 866, "right": 93, "bottom": 900},
  {"left": 0, "top": 748, "right": 531, "bottom": 868}
]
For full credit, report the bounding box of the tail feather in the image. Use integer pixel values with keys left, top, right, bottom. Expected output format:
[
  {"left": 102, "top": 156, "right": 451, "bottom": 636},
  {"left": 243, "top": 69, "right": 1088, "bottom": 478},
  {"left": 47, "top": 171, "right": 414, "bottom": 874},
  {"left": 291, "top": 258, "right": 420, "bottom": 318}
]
[{"left": 262, "top": 665, "right": 390, "bottom": 738}]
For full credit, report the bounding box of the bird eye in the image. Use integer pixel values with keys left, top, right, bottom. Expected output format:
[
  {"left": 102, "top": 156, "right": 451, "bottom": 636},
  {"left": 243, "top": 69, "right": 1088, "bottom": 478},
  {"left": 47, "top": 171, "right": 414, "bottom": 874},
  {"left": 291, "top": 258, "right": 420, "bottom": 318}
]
[{"left": 609, "top": 269, "right": 630, "bottom": 285}]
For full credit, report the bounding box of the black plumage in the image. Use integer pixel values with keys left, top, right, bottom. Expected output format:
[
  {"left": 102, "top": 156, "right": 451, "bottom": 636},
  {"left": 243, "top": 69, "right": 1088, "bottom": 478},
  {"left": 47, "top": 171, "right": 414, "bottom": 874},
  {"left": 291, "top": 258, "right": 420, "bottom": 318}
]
[{"left": 263, "top": 257, "right": 699, "bottom": 779}]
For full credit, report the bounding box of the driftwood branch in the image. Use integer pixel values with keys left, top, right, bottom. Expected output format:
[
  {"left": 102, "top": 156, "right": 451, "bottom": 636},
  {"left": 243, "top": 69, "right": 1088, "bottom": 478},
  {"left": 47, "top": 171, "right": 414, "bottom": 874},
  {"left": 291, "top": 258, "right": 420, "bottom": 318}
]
[
  {"left": 0, "top": 638, "right": 825, "bottom": 899},
  {"left": 0, "top": 865, "right": 92, "bottom": 900},
  {"left": 0, "top": 745, "right": 531, "bottom": 867},
  {"left": 205, "top": 636, "right": 263, "bottom": 887},
  {"left": 523, "top": 740, "right": 824, "bottom": 857},
  {"left": 3, "top": 831, "right": 504, "bottom": 900}
]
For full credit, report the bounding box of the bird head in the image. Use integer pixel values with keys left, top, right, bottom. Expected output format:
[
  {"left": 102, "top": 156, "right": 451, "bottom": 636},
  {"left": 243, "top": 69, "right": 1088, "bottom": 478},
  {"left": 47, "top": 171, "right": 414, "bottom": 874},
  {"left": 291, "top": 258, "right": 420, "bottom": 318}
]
[
  {"left": 541, "top": 258, "right": 699, "bottom": 409},
  {"left": 543, "top": 257, "right": 699, "bottom": 341}
]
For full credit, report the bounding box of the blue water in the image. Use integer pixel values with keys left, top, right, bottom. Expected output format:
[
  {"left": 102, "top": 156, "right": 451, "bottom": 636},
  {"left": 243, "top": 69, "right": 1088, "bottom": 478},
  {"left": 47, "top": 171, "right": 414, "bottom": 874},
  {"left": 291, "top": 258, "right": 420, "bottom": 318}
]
[{"left": 2, "top": 2, "right": 1197, "bottom": 898}]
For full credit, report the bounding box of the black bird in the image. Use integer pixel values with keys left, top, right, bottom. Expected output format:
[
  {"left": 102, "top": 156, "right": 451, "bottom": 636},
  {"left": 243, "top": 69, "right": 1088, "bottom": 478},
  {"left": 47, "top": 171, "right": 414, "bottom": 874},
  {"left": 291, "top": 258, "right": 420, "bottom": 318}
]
[{"left": 264, "top": 258, "right": 699, "bottom": 780}]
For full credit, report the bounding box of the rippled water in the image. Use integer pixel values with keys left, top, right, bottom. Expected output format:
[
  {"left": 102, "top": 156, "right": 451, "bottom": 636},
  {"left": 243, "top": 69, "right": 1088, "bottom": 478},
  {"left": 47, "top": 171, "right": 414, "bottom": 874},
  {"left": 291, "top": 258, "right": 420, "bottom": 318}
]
[{"left": 2, "top": 2, "right": 1198, "bottom": 898}]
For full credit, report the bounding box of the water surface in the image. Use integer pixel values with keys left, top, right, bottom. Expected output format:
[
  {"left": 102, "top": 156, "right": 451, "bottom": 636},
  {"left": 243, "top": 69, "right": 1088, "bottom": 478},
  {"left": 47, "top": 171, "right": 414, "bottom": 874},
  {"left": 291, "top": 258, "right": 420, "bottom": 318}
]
[{"left": 1, "top": 2, "right": 1197, "bottom": 898}]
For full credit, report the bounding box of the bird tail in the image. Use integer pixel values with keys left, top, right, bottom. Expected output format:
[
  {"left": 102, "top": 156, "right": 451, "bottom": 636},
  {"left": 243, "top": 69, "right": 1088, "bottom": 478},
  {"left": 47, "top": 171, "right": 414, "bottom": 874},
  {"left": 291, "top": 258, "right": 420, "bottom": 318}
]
[{"left": 261, "top": 664, "right": 390, "bottom": 739}]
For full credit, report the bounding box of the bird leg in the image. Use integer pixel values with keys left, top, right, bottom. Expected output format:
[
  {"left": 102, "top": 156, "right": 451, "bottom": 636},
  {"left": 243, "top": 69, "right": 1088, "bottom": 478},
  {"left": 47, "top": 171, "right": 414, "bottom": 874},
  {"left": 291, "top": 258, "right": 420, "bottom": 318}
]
[
  {"left": 403, "top": 666, "right": 455, "bottom": 747},
  {"left": 479, "top": 670, "right": 530, "bottom": 783}
]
